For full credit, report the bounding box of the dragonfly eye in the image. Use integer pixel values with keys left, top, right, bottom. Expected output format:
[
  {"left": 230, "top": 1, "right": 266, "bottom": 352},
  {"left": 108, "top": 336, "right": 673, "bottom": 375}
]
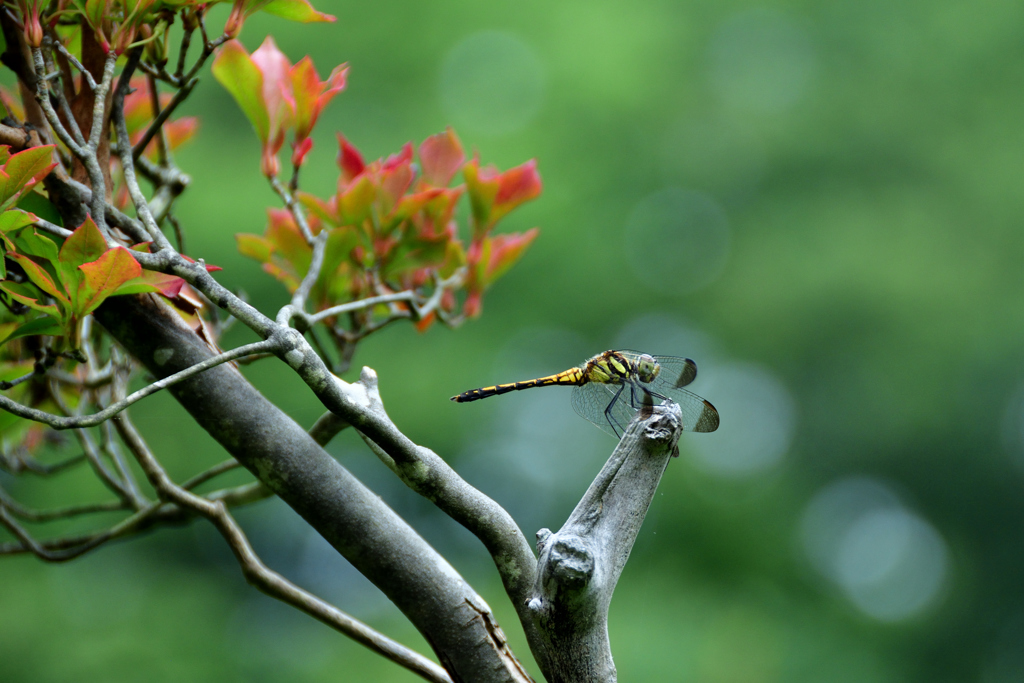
[{"left": 636, "top": 354, "right": 660, "bottom": 383}]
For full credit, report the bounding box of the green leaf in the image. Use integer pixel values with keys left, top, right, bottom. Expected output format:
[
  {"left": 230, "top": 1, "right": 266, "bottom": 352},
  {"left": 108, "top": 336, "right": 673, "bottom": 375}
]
[
  {"left": 0, "top": 282, "right": 62, "bottom": 317},
  {"left": 212, "top": 41, "right": 270, "bottom": 143},
  {"left": 16, "top": 191, "right": 60, "bottom": 227},
  {"left": 236, "top": 233, "right": 275, "bottom": 263},
  {"left": 262, "top": 0, "right": 336, "bottom": 23},
  {"left": 383, "top": 231, "right": 450, "bottom": 279},
  {"left": 5, "top": 223, "right": 60, "bottom": 266},
  {"left": 0, "top": 208, "right": 40, "bottom": 233},
  {"left": 0, "top": 146, "right": 56, "bottom": 212},
  {"left": 0, "top": 315, "right": 63, "bottom": 344},
  {"left": 7, "top": 253, "right": 69, "bottom": 303},
  {"left": 339, "top": 174, "right": 377, "bottom": 225},
  {"left": 75, "top": 246, "right": 142, "bottom": 316},
  {"left": 463, "top": 159, "right": 499, "bottom": 235},
  {"left": 58, "top": 217, "right": 107, "bottom": 296}
]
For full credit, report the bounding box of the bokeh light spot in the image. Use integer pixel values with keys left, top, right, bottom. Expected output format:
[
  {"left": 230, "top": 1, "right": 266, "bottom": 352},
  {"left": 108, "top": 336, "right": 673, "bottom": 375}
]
[
  {"left": 440, "top": 31, "right": 545, "bottom": 136},
  {"left": 683, "top": 362, "right": 795, "bottom": 476},
  {"left": 624, "top": 188, "right": 730, "bottom": 294},
  {"left": 801, "top": 477, "right": 950, "bottom": 621},
  {"left": 706, "top": 9, "right": 817, "bottom": 114}
]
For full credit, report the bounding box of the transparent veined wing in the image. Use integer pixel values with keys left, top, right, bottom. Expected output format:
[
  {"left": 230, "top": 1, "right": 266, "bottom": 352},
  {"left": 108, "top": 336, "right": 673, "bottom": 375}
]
[
  {"left": 616, "top": 352, "right": 720, "bottom": 433},
  {"left": 571, "top": 381, "right": 637, "bottom": 437},
  {"left": 615, "top": 351, "right": 697, "bottom": 390}
]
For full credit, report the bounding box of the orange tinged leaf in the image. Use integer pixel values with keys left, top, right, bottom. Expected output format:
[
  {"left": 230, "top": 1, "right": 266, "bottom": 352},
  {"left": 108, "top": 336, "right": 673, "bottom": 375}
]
[
  {"left": 76, "top": 247, "right": 143, "bottom": 315},
  {"left": 482, "top": 228, "right": 539, "bottom": 286},
  {"left": 7, "top": 253, "right": 68, "bottom": 304},
  {"left": 0, "top": 145, "right": 56, "bottom": 211},
  {"left": 419, "top": 128, "right": 465, "bottom": 187},
  {"left": 59, "top": 216, "right": 107, "bottom": 269},
  {"left": 236, "top": 233, "right": 275, "bottom": 263},
  {"left": 291, "top": 57, "right": 347, "bottom": 141},
  {"left": 490, "top": 160, "right": 542, "bottom": 226}
]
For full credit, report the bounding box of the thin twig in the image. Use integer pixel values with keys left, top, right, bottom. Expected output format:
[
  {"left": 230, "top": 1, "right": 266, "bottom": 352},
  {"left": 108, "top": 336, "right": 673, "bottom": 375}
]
[
  {"left": 166, "top": 212, "right": 185, "bottom": 254},
  {"left": 180, "top": 458, "right": 241, "bottom": 490},
  {"left": 132, "top": 76, "right": 197, "bottom": 161},
  {"left": 0, "top": 451, "right": 86, "bottom": 475},
  {"left": 70, "top": 425, "right": 133, "bottom": 503},
  {"left": 110, "top": 47, "right": 168, "bottom": 245},
  {"left": 112, "top": 412, "right": 451, "bottom": 683},
  {"left": 174, "top": 21, "right": 195, "bottom": 83},
  {"left": 0, "top": 486, "right": 127, "bottom": 522},
  {"left": 0, "top": 369, "right": 39, "bottom": 390},
  {"left": 30, "top": 47, "right": 84, "bottom": 156},
  {"left": 0, "top": 340, "right": 277, "bottom": 429},
  {"left": 53, "top": 40, "right": 96, "bottom": 90},
  {"left": 307, "top": 292, "right": 417, "bottom": 326}
]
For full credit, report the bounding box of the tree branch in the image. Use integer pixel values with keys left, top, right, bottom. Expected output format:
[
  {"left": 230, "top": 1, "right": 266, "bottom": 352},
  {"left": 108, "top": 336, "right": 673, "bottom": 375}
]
[
  {"left": 527, "top": 403, "right": 683, "bottom": 683},
  {"left": 111, "top": 409, "right": 452, "bottom": 683},
  {"left": 92, "top": 293, "right": 534, "bottom": 682}
]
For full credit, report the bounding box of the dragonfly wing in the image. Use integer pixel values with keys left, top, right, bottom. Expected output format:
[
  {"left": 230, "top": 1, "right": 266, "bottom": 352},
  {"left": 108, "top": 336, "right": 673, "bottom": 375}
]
[
  {"left": 571, "top": 382, "right": 632, "bottom": 437},
  {"left": 660, "top": 387, "right": 720, "bottom": 432},
  {"left": 630, "top": 358, "right": 719, "bottom": 433},
  {"left": 574, "top": 352, "right": 719, "bottom": 435},
  {"left": 653, "top": 356, "right": 698, "bottom": 389},
  {"left": 615, "top": 351, "right": 698, "bottom": 389}
]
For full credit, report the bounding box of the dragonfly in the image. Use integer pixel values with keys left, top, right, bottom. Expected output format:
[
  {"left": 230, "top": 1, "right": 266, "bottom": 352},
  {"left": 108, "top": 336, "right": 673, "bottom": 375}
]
[{"left": 451, "top": 350, "right": 720, "bottom": 437}]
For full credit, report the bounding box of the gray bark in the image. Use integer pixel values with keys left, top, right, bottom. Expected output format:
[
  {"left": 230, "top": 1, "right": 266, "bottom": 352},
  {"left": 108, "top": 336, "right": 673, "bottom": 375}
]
[
  {"left": 526, "top": 403, "right": 683, "bottom": 683},
  {"left": 95, "top": 292, "right": 683, "bottom": 683},
  {"left": 95, "top": 293, "right": 532, "bottom": 683}
]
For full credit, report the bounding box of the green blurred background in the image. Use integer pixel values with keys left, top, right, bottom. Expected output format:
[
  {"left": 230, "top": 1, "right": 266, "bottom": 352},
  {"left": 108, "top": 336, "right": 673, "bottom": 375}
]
[{"left": 4, "top": 0, "right": 1024, "bottom": 680}]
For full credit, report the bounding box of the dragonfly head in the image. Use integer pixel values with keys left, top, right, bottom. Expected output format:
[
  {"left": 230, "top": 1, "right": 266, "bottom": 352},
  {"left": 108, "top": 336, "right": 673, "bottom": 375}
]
[{"left": 636, "top": 354, "right": 661, "bottom": 383}]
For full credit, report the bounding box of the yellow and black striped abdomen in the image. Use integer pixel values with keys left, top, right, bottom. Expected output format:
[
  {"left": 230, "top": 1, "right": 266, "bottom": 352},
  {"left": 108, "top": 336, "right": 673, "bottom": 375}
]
[{"left": 451, "top": 368, "right": 585, "bottom": 402}]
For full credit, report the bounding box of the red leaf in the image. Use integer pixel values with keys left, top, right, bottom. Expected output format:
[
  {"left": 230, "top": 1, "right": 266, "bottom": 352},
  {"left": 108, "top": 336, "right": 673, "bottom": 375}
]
[
  {"left": 291, "top": 136, "right": 314, "bottom": 168},
  {"left": 251, "top": 36, "right": 296, "bottom": 140},
  {"left": 336, "top": 134, "right": 365, "bottom": 184},
  {"left": 463, "top": 289, "right": 483, "bottom": 318},
  {"left": 379, "top": 143, "right": 414, "bottom": 214},
  {"left": 415, "top": 310, "right": 435, "bottom": 333},
  {"left": 419, "top": 128, "right": 465, "bottom": 187},
  {"left": 490, "top": 160, "right": 542, "bottom": 226},
  {"left": 113, "top": 271, "right": 186, "bottom": 298}
]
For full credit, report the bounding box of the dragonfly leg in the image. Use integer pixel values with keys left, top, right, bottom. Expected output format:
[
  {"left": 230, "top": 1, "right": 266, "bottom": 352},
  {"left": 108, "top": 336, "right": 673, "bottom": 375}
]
[
  {"left": 604, "top": 383, "right": 627, "bottom": 437},
  {"left": 629, "top": 383, "right": 658, "bottom": 422}
]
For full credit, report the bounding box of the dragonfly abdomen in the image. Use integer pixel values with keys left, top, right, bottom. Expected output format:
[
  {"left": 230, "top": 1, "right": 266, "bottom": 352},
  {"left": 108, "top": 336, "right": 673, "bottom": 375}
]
[{"left": 451, "top": 368, "right": 584, "bottom": 402}]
